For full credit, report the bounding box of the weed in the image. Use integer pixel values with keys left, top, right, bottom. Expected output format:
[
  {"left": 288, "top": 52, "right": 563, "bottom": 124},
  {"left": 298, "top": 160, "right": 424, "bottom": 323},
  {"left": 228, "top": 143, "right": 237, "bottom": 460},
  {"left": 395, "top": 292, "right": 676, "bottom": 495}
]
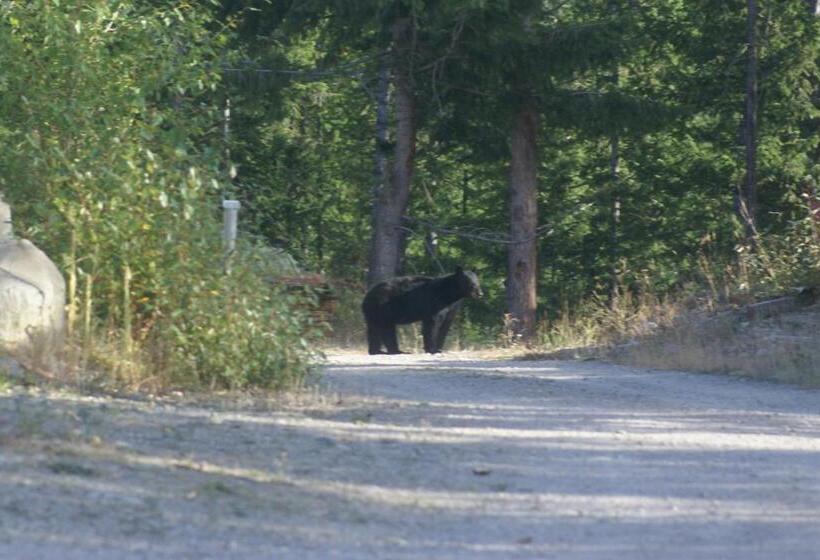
[{"left": 529, "top": 233, "right": 820, "bottom": 386}]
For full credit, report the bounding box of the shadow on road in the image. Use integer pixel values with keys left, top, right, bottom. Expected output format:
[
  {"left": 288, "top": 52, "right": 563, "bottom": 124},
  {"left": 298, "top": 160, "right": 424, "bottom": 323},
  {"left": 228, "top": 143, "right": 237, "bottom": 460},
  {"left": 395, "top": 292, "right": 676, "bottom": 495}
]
[{"left": 0, "top": 354, "right": 818, "bottom": 559}]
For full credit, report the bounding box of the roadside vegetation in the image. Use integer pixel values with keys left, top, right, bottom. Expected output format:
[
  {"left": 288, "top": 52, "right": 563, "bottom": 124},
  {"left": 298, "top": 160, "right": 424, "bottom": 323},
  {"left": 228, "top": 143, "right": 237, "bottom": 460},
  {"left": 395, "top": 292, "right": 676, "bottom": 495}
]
[
  {"left": 529, "top": 225, "right": 820, "bottom": 386},
  {"left": 0, "top": 1, "right": 317, "bottom": 391}
]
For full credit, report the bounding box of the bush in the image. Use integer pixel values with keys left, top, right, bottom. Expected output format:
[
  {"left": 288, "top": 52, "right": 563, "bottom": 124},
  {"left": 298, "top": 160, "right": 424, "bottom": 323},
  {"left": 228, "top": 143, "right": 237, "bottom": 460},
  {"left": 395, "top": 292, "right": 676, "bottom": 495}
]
[
  {"left": 150, "top": 243, "right": 320, "bottom": 390},
  {"left": 0, "top": 1, "right": 316, "bottom": 390}
]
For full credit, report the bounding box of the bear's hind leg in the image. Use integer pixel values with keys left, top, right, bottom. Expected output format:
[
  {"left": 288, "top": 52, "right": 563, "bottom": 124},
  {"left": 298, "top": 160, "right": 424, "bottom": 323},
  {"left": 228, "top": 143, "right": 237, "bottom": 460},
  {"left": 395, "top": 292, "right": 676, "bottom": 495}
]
[
  {"left": 366, "top": 321, "right": 384, "bottom": 355},
  {"left": 383, "top": 324, "right": 403, "bottom": 354},
  {"left": 422, "top": 318, "right": 437, "bottom": 354}
]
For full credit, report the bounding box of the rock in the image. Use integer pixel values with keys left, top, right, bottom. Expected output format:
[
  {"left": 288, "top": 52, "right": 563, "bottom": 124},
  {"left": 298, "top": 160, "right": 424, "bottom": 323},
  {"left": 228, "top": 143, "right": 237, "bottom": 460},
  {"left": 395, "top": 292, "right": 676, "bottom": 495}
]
[{"left": 0, "top": 195, "right": 66, "bottom": 351}]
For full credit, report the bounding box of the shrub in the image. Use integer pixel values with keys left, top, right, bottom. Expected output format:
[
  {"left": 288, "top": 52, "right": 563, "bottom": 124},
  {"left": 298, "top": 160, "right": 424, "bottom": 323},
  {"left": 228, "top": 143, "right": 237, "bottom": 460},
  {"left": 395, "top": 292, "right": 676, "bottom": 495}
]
[{"left": 0, "top": 1, "right": 316, "bottom": 390}]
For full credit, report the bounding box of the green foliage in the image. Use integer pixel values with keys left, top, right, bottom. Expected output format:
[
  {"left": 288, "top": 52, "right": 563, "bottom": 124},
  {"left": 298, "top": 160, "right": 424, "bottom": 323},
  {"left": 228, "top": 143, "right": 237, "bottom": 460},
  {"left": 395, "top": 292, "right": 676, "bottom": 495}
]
[
  {"left": 3, "top": 0, "right": 819, "bottom": 369},
  {"left": 225, "top": 21, "right": 374, "bottom": 279},
  {"left": 156, "top": 243, "right": 319, "bottom": 389},
  {"left": 220, "top": 0, "right": 820, "bottom": 350},
  {"left": 738, "top": 216, "right": 820, "bottom": 298},
  {"left": 0, "top": 0, "right": 315, "bottom": 389}
]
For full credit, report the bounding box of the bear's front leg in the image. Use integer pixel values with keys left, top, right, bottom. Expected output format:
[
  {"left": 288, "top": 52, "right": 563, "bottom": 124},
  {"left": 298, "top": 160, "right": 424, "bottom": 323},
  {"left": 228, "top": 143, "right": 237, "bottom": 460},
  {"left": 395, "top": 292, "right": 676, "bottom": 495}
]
[{"left": 431, "top": 302, "right": 461, "bottom": 353}]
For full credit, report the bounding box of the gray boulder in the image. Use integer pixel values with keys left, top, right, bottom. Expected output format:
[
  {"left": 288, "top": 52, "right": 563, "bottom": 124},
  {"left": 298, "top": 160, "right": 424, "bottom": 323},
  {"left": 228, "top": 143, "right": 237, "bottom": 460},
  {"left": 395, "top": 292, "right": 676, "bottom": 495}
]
[{"left": 0, "top": 196, "right": 66, "bottom": 350}]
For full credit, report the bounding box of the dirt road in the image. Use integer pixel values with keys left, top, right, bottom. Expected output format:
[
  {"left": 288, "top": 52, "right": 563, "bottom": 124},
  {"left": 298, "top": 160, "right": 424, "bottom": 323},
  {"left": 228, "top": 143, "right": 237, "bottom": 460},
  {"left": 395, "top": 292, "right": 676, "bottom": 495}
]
[{"left": 1, "top": 353, "right": 819, "bottom": 559}]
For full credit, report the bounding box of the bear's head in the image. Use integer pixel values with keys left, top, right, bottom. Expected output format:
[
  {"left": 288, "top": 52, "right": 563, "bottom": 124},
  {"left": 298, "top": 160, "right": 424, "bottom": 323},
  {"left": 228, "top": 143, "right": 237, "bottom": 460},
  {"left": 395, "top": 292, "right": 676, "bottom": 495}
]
[{"left": 455, "top": 266, "right": 482, "bottom": 299}]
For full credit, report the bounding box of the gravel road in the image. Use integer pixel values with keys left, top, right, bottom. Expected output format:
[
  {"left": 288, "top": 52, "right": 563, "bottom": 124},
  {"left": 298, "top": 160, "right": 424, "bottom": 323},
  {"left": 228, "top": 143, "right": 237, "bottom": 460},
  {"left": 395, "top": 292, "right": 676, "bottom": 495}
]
[{"left": 1, "top": 352, "right": 818, "bottom": 559}]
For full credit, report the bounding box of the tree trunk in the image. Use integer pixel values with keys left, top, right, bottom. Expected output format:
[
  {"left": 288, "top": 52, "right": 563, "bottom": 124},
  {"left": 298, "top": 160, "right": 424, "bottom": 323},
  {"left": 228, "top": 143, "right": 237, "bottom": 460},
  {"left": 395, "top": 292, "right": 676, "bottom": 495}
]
[
  {"left": 610, "top": 133, "right": 621, "bottom": 307},
  {"left": 507, "top": 94, "right": 539, "bottom": 342},
  {"left": 367, "top": 51, "right": 391, "bottom": 285},
  {"left": 367, "top": 16, "right": 416, "bottom": 287},
  {"left": 607, "top": 3, "right": 623, "bottom": 306},
  {"left": 739, "top": 0, "right": 758, "bottom": 243}
]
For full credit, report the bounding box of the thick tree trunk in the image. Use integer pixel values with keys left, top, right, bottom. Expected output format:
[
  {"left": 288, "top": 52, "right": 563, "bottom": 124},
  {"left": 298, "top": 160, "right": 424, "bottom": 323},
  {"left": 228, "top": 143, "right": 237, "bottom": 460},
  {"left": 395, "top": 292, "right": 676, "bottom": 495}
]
[
  {"left": 507, "top": 95, "right": 539, "bottom": 342},
  {"left": 739, "top": 0, "right": 758, "bottom": 243},
  {"left": 367, "top": 17, "right": 416, "bottom": 287},
  {"left": 368, "top": 53, "right": 391, "bottom": 285}
]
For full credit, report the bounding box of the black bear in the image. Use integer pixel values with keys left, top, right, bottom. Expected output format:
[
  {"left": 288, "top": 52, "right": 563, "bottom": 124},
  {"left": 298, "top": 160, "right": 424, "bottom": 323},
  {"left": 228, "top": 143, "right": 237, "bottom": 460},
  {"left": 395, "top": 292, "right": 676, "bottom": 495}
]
[{"left": 362, "top": 267, "right": 482, "bottom": 355}]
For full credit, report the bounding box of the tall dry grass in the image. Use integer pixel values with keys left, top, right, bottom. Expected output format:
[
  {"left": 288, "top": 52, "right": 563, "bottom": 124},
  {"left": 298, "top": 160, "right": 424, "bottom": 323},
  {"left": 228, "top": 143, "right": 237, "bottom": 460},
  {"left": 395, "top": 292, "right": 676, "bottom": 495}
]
[{"left": 532, "top": 233, "right": 820, "bottom": 386}]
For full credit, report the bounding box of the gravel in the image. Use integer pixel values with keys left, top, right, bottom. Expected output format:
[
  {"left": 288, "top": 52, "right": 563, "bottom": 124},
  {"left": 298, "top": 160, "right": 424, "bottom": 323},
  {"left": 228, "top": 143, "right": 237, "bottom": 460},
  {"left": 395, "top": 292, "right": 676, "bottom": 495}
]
[{"left": 1, "top": 351, "right": 818, "bottom": 559}]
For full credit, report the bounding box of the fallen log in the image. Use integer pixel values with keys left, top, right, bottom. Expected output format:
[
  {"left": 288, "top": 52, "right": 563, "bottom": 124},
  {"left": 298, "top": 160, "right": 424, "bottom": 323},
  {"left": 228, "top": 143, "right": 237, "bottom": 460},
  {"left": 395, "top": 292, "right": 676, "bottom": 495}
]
[{"left": 740, "top": 286, "right": 817, "bottom": 321}]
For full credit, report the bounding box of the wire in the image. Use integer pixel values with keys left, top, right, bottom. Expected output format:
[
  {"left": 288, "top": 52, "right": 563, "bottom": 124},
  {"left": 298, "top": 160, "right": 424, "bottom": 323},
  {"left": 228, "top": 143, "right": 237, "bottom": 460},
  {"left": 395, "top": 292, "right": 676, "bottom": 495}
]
[
  {"left": 401, "top": 216, "right": 555, "bottom": 246},
  {"left": 220, "top": 51, "right": 386, "bottom": 82}
]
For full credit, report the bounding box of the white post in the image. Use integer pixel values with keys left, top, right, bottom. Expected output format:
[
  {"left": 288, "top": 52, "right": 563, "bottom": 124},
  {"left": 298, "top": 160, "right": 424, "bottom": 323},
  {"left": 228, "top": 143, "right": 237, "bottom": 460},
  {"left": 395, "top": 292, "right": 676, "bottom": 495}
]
[
  {"left": 222, "top": 200, "right": 241, "bottom": 253},
  {"left": 0, "top": 193, "right": 12, "bottom": 241}
]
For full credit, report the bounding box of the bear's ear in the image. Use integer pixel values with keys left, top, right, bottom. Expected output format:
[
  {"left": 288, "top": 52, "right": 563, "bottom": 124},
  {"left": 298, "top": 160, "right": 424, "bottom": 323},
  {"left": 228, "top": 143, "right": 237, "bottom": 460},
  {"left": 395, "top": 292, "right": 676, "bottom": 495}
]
[{"left": 455, "top": 265, "right": 464, "bottom": 275}]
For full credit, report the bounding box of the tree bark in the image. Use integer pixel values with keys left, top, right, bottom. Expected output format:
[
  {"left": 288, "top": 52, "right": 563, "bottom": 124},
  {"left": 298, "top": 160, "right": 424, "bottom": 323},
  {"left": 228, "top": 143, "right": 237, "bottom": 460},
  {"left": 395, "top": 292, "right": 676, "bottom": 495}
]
[
  {"left": 610, "top": 133, "right": 621, "bottom": 307},
  {"left": 607, "top": 2, "right": 622, "bottom": 307},
  {"left": 507, "top": 94, "right": 539, "bottom": 342},
  {"left": 367, "top": 16, "right": 416, "bottom": 287},
  {"left": 368, "top": 51, "right": 391, "bottom": 286},
  {"left": 739, "top": 0, "right": 758, "bottom": 243}
]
